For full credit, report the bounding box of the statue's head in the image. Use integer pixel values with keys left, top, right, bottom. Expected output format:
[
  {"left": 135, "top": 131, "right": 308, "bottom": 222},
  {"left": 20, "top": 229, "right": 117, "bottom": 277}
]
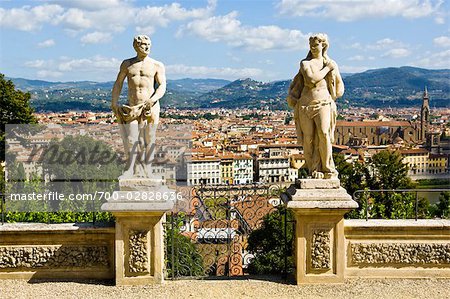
[
  {"left": 133, "top": 35, "right": 151, "bottom": 56},
  {"left": 307, "top": 33, "right": 329, "bottom": 60}
]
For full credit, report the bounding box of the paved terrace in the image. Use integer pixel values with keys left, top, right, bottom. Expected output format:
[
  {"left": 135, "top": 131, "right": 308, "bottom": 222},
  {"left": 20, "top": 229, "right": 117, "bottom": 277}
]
[{"left": 1, "top": 277, "right": 449, "bottom": 299}]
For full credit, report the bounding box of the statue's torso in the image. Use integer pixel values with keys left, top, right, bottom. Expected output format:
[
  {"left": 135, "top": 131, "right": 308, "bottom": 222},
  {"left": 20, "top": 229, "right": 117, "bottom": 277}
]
[
  {"left": 299, "top": 59, "right": 331, "bottom": 106},
  {"left": 126, "top": 57, "right": 157, "bottom": 106}
]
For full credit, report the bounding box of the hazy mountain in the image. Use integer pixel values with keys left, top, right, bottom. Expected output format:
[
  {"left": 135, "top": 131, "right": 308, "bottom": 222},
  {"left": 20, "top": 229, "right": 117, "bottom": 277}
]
[
  {"left": 6, "top": 66, "right": 449, "bottom": 112},
  {"left": 342, "top": 66, "right": 450, "bottom": 107},
  {"left": 7, "top": 77, "right": 231, "bottom": 112},
  {"left": 196, "top": 78, "right": 290, "bottom": 109},
  {"left": 196, "top": 66, "right": 449, "bottom": 109}
]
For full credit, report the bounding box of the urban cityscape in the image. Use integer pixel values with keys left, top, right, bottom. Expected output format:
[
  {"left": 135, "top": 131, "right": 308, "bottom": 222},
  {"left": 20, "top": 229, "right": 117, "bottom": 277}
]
[{"left": 11, "top": 89, "right": 449, "bottom": 187}]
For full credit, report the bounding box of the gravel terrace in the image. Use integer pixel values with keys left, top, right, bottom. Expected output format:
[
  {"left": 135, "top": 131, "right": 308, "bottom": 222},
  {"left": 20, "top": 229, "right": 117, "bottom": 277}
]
[{"left": 0, "top": 277, "right": 449, "bottom": 299}]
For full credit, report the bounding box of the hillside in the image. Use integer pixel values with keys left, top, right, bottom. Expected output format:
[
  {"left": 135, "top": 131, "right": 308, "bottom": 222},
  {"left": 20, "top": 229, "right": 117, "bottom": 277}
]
[
  {"left": 6, "top": 66, "right": 449, "bottom": 112},
  {"left": 197, "top": 67, "right": 449, "bottom": 109},
  {"left": 8, "top": 78, "right": 230, "bottom": 112},
  {"left": 342, "top": 67, "right": 450, "bottom": 107}
]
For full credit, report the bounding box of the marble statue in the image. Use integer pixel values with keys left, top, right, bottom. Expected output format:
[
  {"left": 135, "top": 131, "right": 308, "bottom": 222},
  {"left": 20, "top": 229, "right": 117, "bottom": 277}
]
[
  {"left": 111, "top": 35, "right": 166, "bottom": 178},
  {"left": 287, "top": 33, "right": 344, "bottom": 179}
]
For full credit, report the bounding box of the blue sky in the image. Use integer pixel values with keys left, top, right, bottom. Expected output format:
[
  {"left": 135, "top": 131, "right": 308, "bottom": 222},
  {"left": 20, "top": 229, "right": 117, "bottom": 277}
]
[{"left": 0, "top": 0, "right": 449, "bottom": 82}]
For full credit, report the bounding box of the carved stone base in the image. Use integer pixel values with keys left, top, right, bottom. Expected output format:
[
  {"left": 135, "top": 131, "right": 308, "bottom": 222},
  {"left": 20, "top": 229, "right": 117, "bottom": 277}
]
[
  {"left": 110, "top": 211, "right": 168, "bottom": 285},
  {"left": 285, "top": 179, "right": 358, "bottom": 284},
  {"left": 101, "top": 179, "right": 174, "bottom": 285}
]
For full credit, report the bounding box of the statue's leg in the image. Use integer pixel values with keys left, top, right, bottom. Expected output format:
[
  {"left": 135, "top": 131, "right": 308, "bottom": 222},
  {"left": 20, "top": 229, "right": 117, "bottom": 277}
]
[
  {"left": 120, "top": 120, "right": 139, "bottom": 178},
  {"left": 299, "top": 112, "right": 315, "bottom": 174},
  {"left": 314, "top": 104, "right": 336, "bottom": 177},
  {"left": 142, "top": 103, "right": 160, "bottom": 178}
]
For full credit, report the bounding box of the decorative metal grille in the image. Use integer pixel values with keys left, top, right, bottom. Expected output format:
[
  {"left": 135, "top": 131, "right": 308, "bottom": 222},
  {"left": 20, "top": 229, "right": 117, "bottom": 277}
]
[{"left": 164, "top": 183, "right": 289, "bottom": 279}]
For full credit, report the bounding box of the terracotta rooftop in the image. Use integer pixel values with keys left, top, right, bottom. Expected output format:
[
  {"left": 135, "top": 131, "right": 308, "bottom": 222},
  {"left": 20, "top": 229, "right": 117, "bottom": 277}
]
[{"left": 336, "top": 120, "right": 412, "bottom": 127}]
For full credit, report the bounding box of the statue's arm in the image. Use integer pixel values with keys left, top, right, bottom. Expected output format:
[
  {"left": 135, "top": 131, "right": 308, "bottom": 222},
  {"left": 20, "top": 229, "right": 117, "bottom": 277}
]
[
  {"left": 287, "top": 71, "right": 302, "bottom": 108},
  {"left": 301, "top": 60, "right": 333, "bottom": 85},
  {"left": 111, "top": 60, "right": 128, "bottom": 113},
  {"left": 334, "top": 64, "right": 345, "bottom": 98},
  {"left": 149, "top": 62, "right": 166, "bottom": 103}
]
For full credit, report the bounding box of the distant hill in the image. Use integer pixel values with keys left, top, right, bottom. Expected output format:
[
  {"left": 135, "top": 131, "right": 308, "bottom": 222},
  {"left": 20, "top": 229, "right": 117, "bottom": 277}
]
[
  {"left": 196, "top": 66, "right": 449, "bottom": 109},
  {"left": 196, "top": 78, "right": 290, "bottom": 109},
  {"left": 7, "top": 77, "right": 230, "bottom": 112},
  {"left": 6, "top": 66, "right": 449, "bottom": 112},
  {"left": 342, "top": 66, "right": 449, "bottom": 107}
]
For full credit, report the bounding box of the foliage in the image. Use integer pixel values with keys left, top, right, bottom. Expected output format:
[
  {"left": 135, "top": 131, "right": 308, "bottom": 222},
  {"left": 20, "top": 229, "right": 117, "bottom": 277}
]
[
  {"left": 365, "top": 150, "right": 413, "bottom": 190},
  {"left": 247, "top": 205, "right": 294, "bottom": 275},
  {"left": 0, "top": 74, "right": 37, "bottom": 161},
  {"left": 334, "top": 153, "right": 365, "bottom": 196},
  {"left": 430, "top": 192, "right": 450, "bottom": 219},
  {"left": 336, "top": 151, "right": 433, "bottom": 219},
  {"left": 165, "top": 214, "right": 204, "bottom": 277},
  {"left": 416, "top": 179, "right": 450, "bottom": 187},
  {"left": 3, "top": 134, "right": 121, "bottom": 223},
  {"left": 363, "top": 150, "right": 417, "bottom": 219},
  {"left": 5, "top": 211, "right": 114, "bottom": 223}
]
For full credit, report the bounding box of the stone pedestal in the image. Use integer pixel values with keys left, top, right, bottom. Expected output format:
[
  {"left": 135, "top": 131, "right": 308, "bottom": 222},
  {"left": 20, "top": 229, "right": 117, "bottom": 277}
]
[
  {"left": 284, "top": 179, "right": 358, "bottom": 284},
  {"left": 101, "top": 179, "right": 174, "bottom": 285}
]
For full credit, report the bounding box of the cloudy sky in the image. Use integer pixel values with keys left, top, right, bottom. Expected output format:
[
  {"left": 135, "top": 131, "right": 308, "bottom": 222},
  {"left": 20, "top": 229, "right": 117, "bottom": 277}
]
[{"left": 0, "top": 0, "right": 449, "bottom": 82}]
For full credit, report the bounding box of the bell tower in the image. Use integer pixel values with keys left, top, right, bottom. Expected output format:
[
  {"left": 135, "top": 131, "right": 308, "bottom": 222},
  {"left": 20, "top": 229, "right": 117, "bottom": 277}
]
[{"left": 420, "top": 86, "right": 430, "bottom": 141}]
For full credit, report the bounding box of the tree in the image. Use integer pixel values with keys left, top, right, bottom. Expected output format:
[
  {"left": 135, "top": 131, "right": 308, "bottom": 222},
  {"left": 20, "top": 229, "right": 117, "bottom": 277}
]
[
  {"left": 0, "top": 74, "right": 37, "bottom": 161},
  {"left": 6, "top": 135, "right": 122, "bottom": 223},
  {"left": 364, "top": 150, "right": 416, "bottom": 218},
  {"left": 433, "top": 192, "right": 450, "bottom": 219},
  {"left": 333, "top": 153, "right": 367, "bottom": 219},
  {"left": 365, "top": 150, "right": 412, "bottom": 190},
  {"left": 333, "top": 153, "right": 365, "bottom": 196},
  {"left": 165, "top": 213, "right": 204, "bottom": 277},
  {"left": 247, "top": 205, "right": 294, "bottom": 275}
]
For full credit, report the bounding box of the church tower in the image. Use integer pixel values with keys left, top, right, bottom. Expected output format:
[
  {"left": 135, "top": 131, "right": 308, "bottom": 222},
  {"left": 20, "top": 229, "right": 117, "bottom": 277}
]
[{"left": 420, "top": 86, "right": 430, "bottom": 141}]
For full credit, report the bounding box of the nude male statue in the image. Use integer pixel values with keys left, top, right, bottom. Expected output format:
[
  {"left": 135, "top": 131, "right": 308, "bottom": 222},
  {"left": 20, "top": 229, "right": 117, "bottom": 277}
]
[
  {"left": 287, "top": 33, "right": 344, "bottom": 179},
  {"left": 111, "top": 35, "right": 166, "bottom": 178}
]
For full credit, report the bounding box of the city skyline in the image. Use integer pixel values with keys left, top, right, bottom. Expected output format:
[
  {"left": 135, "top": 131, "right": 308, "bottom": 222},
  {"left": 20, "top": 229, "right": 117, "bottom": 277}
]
[{"left": 0, "top": 0, "right": 449, "bottom": 82}]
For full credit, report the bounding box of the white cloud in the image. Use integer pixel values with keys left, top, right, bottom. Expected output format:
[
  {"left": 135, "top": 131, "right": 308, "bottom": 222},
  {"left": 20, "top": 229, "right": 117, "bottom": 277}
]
[
  {"left": 345, "top": 38, "right": 411, "bottom": 59},
  {"left": 57, "top": 56, "right": 120, "bottom": 72},
  {"left": 52, "top": 0, "right": 122, "bottom": 11},
  {"left": 37, "top": 39, "right": 55, "bottom": 48},
  {"left": 80, "top": 31, "right": 112, "bottom": 44},
  {"left": 0, "top": 4, "right": 63, "bottom": 31},
  {"left": 24, "top": 60, "right": 46, "bottom": 68},
  {"left": 348, "top": 42, "right": 362, "bottom": 49},
  {"left": 36, "top": 70, "right": 63, "bottom": 79},
  {"left": 339, "top": 65, "right": 371, "bottom": 73},
  {"left": 23, "top": 56, "right": 121, "bottom": 80},
  {"left": 381, "top": 48, "right": 411, "bottom": 58},
  {"left": 0, "top": 1, "right": 216, "bottom": 36},
  {"left": 412, "top": 49, "right": 450, "bottom": 68},
  {"left": 179, "top": 12, "right": 309, "bottom": 51},
  {"left": 278, "top": 0, "right": 444, "bottom": 21},
  {"left": 348, "top": 55, "right": 365, "bottom": 61},
  {"left": 434, "top": 13, "right": 446, "bottom": 24},
  {"left": 433, "top": 36, "right": 450, "bottom": 48},
  {"left": 57, "top": 8, "right": 92, "bottom": 30},
  {"left": 166, "top": 64, "right": 263, "bottom": 80},
  {"left": 369, "top": 38, "right": 396, "bottom": 49}
]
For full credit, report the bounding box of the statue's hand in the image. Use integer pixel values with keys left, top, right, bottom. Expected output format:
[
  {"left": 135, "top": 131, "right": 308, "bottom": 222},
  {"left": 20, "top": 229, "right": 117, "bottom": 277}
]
[
  {"left": 111, "top": 103, "right": 119, "bottom": 116},
  {"left": 144, "top": 99, "right": 153, "bottom": 110},
  {"left": 326, "top": 60, "right": 337, "bottom": 71}
]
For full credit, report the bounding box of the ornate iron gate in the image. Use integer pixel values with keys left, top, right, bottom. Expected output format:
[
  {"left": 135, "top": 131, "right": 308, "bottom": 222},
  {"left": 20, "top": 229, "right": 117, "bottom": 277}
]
[{"left": 164, "top": 183, "right": 292, "bottom": 279}]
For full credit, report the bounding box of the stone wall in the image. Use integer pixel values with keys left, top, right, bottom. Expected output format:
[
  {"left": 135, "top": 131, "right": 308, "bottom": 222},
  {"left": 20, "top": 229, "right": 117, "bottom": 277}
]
[
  {"left": 0, "top": 223, "right": 115, "bottom": 280},
  {"left": 345, "top": 219, "right": 450, "bottom": 278}
]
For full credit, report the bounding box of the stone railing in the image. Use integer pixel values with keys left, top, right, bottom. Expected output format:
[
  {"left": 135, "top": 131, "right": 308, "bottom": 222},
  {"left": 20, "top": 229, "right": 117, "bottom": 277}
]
[
  {"left": 285, "top": 179, "right": 450, "bottom": 284},
  {"left": 344, "top": 219, "right": 450, "bottom": 278},
  {"left": 0, "top": 223, "right": 115, "bottom": 280}
]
